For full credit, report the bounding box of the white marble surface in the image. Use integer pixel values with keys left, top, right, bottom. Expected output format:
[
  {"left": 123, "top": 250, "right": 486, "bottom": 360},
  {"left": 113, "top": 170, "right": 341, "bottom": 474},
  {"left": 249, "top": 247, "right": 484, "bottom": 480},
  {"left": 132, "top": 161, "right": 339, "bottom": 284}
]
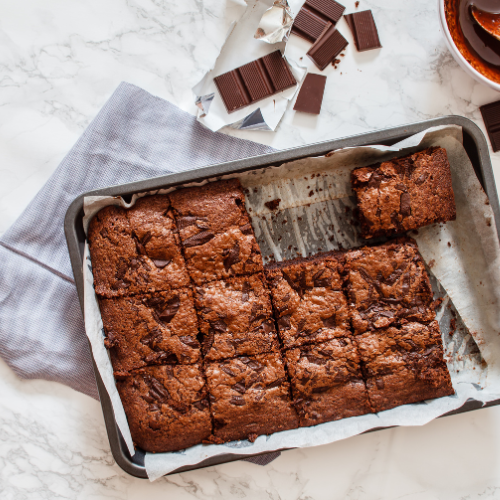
[{"left": 1, "top": 0, "right": 500, "bottom": 497}]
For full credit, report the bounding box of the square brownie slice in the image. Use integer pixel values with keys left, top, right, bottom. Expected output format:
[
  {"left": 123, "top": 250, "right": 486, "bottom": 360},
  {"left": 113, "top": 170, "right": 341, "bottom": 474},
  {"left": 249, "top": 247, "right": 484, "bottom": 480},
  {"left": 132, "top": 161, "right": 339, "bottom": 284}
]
[
  {"left": 195, "top": 274, "right": 280, "bottom": 361},
  {"left": 205, "top": 353, "right": 299, "bottom": 443},
  {"left": 285, "top": 338, "right": 372, "bottom": 426},
  {"left": 356, "top": 321, "right": 454, "bottom": 413},
  {"left": 344, "top": 238, "right": 435, "bottom": 334},
  {"left": 265, "top": 252, "right": 351, "bottom": 349},
  {"left": 117, "top": 364, "right": 211, "bottom": 453},
  {"left": 99, "top": 288, "right": 200, "bottom": 376},
  {"left": 88, "top": 195, "right": 189, "bottom": 297},
  {"left": 169, "top": 179, "right": 263, "bottom": 285},
  {"left": 351, "top": 147, "right": 456, "bottom": 239}
]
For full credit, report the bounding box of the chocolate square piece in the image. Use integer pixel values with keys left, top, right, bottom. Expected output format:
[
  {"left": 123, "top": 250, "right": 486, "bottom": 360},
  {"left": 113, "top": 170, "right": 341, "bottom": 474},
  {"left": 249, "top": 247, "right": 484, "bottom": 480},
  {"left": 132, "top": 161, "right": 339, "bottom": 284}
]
[
  {"left": 214, "top": 51, "right": 296, "bottom": 114},
  {"left": 99, "top": 288, "right": 201, "bottom": 376},
  {"left": 88, "top": 195, "right": 190, "bottom": 297},
  {"left": 285, "top": 338, "right": 372, "bottom": 426},
  {"left": 480, "top": 100, "right": 500, "bottom": 152},
  {"left": 356, "top": 321, "right": 454, "bottom": 412},
  {"left": 344, "top": 10, "right": 382, "bottom": 52},
  {"left": 265, "top": 252, "right": 351, "bottom": 349},
  {"left": 351, "top": 147, "right": 456, "bottom": 239},
  {"left": 195, "top": 274, "right": 279, "bottom": 361},
  {"left": 292, "top": 5, "right": 331, "bottom": 43},
  {"left": 306, "top": 0, "right": 346, "bottom": 24},
  {"left": 294, "top": 73, "right": 327, "bottom": 114},
  {"left": 169, "top": 179, "right": 263, "bottom": 285},
  {"left": 117, "top": 364, "right": 211, "bottom": 453},
  {"left": 205, "top": 353, "right": 299, "bottom": 443},
  {"left": 344, "top": 238, "right": 435, "bottom": 334},
  {"left": 307, "top": 24, "right": 348, "bottom": 70}
]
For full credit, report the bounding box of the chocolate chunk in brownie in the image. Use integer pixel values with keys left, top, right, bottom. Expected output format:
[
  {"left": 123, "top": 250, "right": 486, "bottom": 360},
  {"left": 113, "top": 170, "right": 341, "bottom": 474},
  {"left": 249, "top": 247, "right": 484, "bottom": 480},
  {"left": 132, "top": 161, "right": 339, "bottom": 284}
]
[
  {"left": 205, "top": 353, "right": 299, "bottom": 442},
  {"left": 169, "top": 179, "right": 263, "bottom": 284},
  {"left": 356, "top": 321, "right": 454, "bottom": 413},
  {"left": 351, "top": 147, "right": 456, "bottom": 239},
  {"left": 195, "top": 274, "right": 280, "bottom": 361},
  {"left": 285, "top": 338, "right": 372, "bottom": 426},
  {"left": 265, "top": 252, "right": 351, "bottom": 349},
  {"left": 117, "top": 364, "right": 211, "bottom": 453},
  {"left": 88, "top": 196, "right": 189, "bottom": 297},
  {"left": 99, "top": 288, "right": 200, "bottom": 376},
  {"left": 344, "top": 238, "right": 435, "bottom": 334}
]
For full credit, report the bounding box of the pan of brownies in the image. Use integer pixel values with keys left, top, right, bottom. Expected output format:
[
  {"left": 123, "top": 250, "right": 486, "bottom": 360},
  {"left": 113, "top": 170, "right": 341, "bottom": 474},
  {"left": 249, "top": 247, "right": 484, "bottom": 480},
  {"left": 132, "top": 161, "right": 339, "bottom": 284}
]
[{"left": 65, "top": 115, "right": 500, "bottom": 478}]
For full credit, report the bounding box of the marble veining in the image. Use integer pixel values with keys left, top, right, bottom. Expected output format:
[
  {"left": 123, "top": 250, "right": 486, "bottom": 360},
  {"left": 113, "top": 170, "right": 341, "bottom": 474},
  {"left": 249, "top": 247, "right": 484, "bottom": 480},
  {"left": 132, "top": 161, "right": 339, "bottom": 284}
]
[{"left": 1, "top": 0, "right": 500, "bottom": 497}]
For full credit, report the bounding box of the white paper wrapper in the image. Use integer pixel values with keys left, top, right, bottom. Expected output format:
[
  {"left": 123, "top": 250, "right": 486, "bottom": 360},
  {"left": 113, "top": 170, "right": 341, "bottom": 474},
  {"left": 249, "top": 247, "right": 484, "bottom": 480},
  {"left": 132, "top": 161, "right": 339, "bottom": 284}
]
[
  {"left": 193, "top": 0, "right": 306, "bottom": 132},
  {"left": 82, "top": 125, "right": 500, "bottom": 481}
]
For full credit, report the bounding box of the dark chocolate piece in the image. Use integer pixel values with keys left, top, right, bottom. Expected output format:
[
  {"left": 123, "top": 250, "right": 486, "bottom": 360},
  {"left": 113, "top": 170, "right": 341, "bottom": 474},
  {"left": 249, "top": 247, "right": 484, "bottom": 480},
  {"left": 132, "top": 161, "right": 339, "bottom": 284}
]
[
  {"left": 214, "top": 51, "right": 296, "bottom": 114},
  {"left": 292, "top": 5, "right": 331, "bottom": 42},
  {"left": 344, "top": 10, "right": 382, "bottom": 52},
  {"left": 306, "top": 0, "right": 346, "bottom": 24},
  {"left": 294, "top": 73, "right": 327, "bottom": 114},
  {"left": 480, "top": 100, "right": 500, "bottom": 152},
  {"left": 307, "top": 25, "right": 348, "bottom": 70}
]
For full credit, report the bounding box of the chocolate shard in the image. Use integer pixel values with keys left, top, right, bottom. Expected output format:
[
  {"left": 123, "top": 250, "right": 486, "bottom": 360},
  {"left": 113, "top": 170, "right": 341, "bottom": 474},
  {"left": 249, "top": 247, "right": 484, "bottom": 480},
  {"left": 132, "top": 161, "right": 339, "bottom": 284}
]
[
  {"left": 344, "top": 10, "right": 382, "bottom": 52},
  {"left": 307, "top": 25, "right": 348, "bottom": 71},
  {"left": 306, "top": 0, "right": 346, "bottom": 24},
  {"left": 152, "top": 259, "right": 171, "bottom": 269},
  {"left": 183, "top": 230, "right": 214, "bottom": 248},
  {"left": 294, "top": 73, "right": 327, "bottom": 114},
  {"left": 480, "top": 100, "right": 500, "bottom": 152},
  {"left": 214, "top": 51, "right": 296, "bottom": 114},
  {"left": 292, "top": 5, "right": 331, "bottom": 42}
]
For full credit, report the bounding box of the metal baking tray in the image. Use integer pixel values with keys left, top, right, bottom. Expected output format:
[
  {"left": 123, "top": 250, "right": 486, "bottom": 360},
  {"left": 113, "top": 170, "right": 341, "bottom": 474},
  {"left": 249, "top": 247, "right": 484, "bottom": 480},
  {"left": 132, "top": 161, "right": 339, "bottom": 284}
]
[{"left": 64, "top": 115, "right": 500, "bottom": 479}]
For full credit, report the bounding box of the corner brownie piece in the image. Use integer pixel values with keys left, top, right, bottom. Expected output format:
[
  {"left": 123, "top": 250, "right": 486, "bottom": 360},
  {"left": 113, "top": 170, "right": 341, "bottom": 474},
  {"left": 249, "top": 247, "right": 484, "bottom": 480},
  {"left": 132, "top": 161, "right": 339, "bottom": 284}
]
[
  {"left": 351, "top": 147, "right": 456, "bottom": 239},
  {"left": 356, "top": 321, "right": 454, "bottom": 413},
  {"left": 88, "top": 195, "right": 189, "bottom": 297},
  {"left": 265, "top": 252, "right": 351, "bottom": 349},
  {"left": 195, "top": 274, "right": 280, "bottom": 361},
  {"left": 117, "top": 364, "right": 211, "bottom": 453},
  {"left": 205, "top": 353, "right": 299, "bottom": 442},
  {"left": 169, "top": 179, "right": 263, "bottom": 285},
  {"left": 344, "top": 238, "right": 435, "bottom": 334},
  {"left": 99, "top": 288, "right": 200, "bottom": 376},
  {"left": 285, "top": 338, "right": 372, "bottom": 426}
]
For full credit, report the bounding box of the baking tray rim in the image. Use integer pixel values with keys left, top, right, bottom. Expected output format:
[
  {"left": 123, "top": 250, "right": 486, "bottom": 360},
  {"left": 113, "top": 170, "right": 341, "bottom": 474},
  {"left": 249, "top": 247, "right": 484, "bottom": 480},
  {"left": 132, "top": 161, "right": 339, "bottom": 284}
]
[{"left": 64, "top": 114, "right": 499, "bottom": 479}]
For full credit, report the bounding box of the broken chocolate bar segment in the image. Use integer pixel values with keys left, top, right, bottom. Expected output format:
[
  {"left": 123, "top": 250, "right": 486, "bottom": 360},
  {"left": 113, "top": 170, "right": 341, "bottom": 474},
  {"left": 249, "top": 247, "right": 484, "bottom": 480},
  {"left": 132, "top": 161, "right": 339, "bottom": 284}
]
[
  {"left": 292, "top": 5, "right": 332, "bottom": 42},
  {"left": 214, "top": 51, "right": 297, "bottom": 114},
  {"left": 294, "top": 73, "right": 327, "bottom": 114},
  {"left": 344, "top": 10, "right": 382, "bottom": 52},
  {"left": 307, "top": 25, "right": 348, "bottom": 70},
  {"left": 292, "top": 0, "right": 345, "bottom": 42},
  {"left": 480, "top": 100, "right": 500, "bottom": 152}
]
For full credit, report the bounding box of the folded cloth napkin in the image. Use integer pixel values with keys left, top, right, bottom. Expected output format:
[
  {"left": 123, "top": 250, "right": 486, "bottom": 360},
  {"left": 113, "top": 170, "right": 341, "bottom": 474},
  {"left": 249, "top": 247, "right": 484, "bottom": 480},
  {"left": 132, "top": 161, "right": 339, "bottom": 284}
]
[{"left": 0, "top": 82, "right": 274, "bottom": 401}]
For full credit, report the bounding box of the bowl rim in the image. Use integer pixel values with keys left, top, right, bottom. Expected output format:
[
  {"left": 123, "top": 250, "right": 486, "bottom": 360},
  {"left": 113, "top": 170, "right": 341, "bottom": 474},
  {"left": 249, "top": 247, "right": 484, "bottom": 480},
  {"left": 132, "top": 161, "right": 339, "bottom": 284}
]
[{"left": 438, "top": 0, "right": 500, "bottom": 92}]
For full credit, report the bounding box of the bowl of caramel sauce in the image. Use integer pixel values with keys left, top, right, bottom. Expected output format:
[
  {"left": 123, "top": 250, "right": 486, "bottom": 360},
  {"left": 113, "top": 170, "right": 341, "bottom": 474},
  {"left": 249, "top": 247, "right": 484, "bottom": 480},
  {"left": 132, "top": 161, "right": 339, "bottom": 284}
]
[{"left": 440, "top": 0, "right": 500, "bottom": 90}]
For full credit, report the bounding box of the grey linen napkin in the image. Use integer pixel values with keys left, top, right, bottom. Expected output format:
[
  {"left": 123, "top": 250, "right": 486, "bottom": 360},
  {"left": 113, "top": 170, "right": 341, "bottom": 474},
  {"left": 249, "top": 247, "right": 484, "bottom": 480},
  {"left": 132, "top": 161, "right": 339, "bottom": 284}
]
[{"left": 0, "top": 82, "right": 274, "bottom": 402}]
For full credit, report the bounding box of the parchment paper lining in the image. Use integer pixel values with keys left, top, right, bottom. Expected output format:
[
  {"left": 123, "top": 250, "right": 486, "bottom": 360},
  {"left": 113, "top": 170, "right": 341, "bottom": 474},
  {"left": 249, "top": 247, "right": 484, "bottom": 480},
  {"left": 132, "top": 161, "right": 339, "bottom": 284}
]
[{"left": 82, "top": 125, "right": 500, "bottom": 481}]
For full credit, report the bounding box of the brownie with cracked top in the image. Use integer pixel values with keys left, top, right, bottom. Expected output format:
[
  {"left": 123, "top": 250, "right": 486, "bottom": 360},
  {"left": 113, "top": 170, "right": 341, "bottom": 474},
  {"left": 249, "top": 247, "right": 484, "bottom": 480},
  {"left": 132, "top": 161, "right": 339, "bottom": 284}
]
[
  {"left": 169, "top": 179, "right": 263, "bottom": 285},
  {"left": 117, "top": 364, "right": 211, "bottom": 453},
  {"left": 265, "top": 252, "right": 351, "bottom": 349},
  {"left": 344, "top": 238, "right": 435, "bottom": 334},
  {"left": 356, "top": 321, "right": 454, "bottom": 412},
  {"left": 351, "top": 147, "right": 456, "bottom": 239},
  {"left": 195, "top": 274, "right": 280, "bottom": 361},
  {"left": 99, "top": 288, "right": 201, "bottom": 376},
  {"left": 88, "top": 196, "right": 189, "bottom": 297},
  {"left": 205, "top": 353, "right": 299, "bottom": 443},
  {"left": 285, "top": 338, "right": 372, "bottom": 426}
]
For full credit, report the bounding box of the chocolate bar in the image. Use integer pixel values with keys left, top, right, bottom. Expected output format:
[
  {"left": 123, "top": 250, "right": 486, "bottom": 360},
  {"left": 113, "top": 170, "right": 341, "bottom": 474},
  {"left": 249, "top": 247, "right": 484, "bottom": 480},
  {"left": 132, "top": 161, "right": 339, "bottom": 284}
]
[
  {"left": 480, "top": 100, "right": 500, "bottom": 152},
  {"left": 214, "top": 51, "right": 297, "bottom": 114},
  {"left": 294, "top": 73, "right": 327, "bottom": 114},
  {"left": 292, "top": 0, "right": 346, "bottom": 42},
  {"left": 307, "top": 24, "right": 348, "bottom": 70},
  {"left": 344, "top": 10, "right": 382, "bottom": 52}
]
